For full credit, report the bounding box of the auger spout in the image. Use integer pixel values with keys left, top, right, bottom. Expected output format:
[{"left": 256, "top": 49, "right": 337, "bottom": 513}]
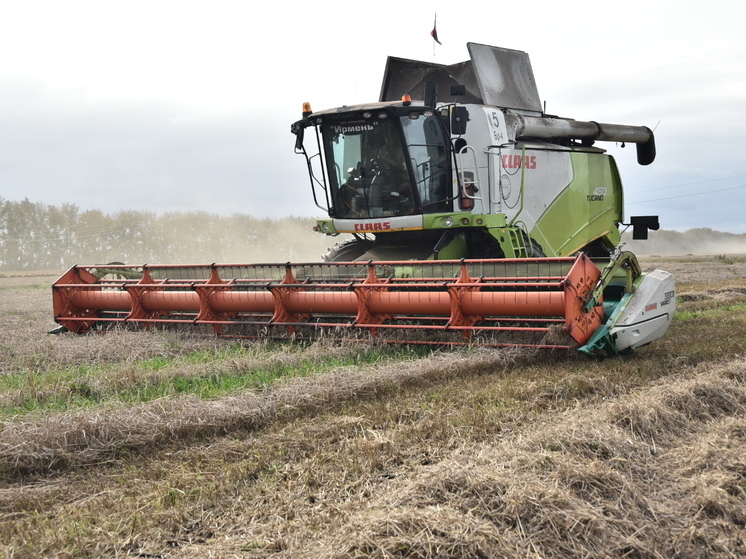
[{"left": 506, "top": 113, "right": 656, "bottom": 165}]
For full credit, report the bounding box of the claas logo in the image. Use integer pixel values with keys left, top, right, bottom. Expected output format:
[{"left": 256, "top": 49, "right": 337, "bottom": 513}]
[
  {"left": 501, "top": 154, "right": 537, "bottom": 169},
  {"left": 354, "top": 222, "right": 391, "bottom": 232}
]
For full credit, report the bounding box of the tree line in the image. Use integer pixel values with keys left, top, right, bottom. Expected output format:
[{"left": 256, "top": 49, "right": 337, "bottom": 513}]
[
  {"left": 2, "top": 198, "right": 744, "bottom": 270},
  {"left": 0, "top": 198, "right": 336, "bottom": 271}
]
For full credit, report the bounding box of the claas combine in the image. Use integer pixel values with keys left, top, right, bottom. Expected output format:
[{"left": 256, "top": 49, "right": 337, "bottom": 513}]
[{"left": 52, "top": 43, "right": 676, "bottom": 355}]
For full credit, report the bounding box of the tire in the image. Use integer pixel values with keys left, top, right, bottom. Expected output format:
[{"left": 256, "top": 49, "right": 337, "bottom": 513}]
[
  {"left": 466, "top": 230, "right": 505, "bottom": 259},
  {"left": 524, "top": 235, "right": 546, "bottom": 257},
  {"left": 322, "top": 239, "right": 376, "bottom": 262}
]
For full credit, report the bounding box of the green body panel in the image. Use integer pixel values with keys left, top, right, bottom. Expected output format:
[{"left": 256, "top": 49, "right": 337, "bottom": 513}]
[
  {"left": 316, "top": 212, "right": 509, "bottom": 236},
  {"left": 432, "top": 232, "right": 468, "bottom": 260},
  {"left": 484, "top": 227, "right": 528, "bottom": 258},
  {"left": 421, "top": 212, "right": 508, "bottom": 230},
  {"left": 424, "top": 226, "right": 527, "bottom": 259},
  {"left": 530, "top": 152, "right": 623, "bottom": 257}
]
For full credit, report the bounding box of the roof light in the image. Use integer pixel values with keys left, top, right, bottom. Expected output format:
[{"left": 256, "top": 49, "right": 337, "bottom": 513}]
[
  {"left": 402, "top": 94, "right": 412, "bottom": 106},
  {"left": 302, "top": 102, "right": 312, "bottom": 117}
]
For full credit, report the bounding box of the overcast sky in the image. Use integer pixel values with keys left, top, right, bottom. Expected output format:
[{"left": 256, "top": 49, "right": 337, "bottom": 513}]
[{"left": 1, "top": 0, "right": 745, "bottom": 233}]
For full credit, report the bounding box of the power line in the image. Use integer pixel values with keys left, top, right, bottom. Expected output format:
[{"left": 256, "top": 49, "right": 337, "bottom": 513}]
[
  {"left": 625, "top": 173, "right": 746, "bottom": 194},
  {"left": 627, "top": 183, "right": 746, "bottom": 205}
]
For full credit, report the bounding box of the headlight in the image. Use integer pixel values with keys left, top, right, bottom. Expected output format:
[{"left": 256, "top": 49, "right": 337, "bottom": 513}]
[{"left": 444, "top": 217, "right": 454, "bottom": 227}]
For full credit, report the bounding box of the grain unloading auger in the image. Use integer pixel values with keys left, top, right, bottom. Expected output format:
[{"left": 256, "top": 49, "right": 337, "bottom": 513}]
[{"left": 52, "top": 43, "right": 676, "bottom": 355}]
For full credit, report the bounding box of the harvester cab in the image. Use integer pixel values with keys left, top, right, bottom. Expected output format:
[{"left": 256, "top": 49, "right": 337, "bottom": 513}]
[
  {"left": 291, "top": 43, "right": 657, "bottom": 262},
  {"left": 53, "top": 43, "right": 675, "bottom": 355}
]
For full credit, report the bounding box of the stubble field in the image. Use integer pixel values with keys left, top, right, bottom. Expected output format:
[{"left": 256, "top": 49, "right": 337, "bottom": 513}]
[{"left": 1, "top": 254, "right": 745, "bottom": 558}]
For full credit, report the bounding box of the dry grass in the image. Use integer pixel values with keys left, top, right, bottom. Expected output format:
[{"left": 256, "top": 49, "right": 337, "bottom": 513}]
[
  {"left": 0, "top": 254, "right": 745, "bottom": 558},
  {"left": 309, "top": 360, "right": 746, "bottom": 559},
  {"left": 0, "top": 350, "right": 519, "bottom": 474}
]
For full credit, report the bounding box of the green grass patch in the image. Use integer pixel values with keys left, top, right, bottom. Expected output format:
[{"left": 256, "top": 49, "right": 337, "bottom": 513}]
[
  {"left": 675, "top": 301, "right": 746, "bottom": 322},
  {"left": 676, "top": 309, "right": 703, "bottom": 321},
  {"left": 666, "top": 299, "right": 746, "bottom": 362},
  {"left": 0, "top": 343, "right": 432, "bottom": 417}
]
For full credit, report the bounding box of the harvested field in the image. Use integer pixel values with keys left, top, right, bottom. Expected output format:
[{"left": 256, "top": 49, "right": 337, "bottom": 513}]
[{"left": 1, "top": 255, "right": 745, "bottom": 558}]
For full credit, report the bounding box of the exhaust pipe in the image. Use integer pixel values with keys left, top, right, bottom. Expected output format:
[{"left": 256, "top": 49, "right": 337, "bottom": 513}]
[{"left": 506, "top": 112, "right": 656, "bottom": 165}]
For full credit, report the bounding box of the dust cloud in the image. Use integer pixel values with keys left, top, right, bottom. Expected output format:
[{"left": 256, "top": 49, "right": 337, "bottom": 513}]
[{"left": 622, "top": 228, "right": 746, "bottom": 256}]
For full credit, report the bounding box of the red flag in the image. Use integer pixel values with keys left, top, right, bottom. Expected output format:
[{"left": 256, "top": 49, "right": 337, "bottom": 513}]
[{"left": 431, "top": 14, "right": 442, "bottom": 45}]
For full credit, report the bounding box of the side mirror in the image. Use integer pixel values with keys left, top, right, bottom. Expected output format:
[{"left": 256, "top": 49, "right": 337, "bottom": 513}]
[
  {"left": 293, "top": 126, "right": 305, "bottom": 151},
  {"left": 629, "top": 215, "right": 660, "bottom": 240}
]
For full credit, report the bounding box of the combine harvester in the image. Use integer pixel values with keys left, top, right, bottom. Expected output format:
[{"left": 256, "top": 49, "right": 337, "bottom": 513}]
[{"left": 53, "top": 43, "right": 676, "bottom": 355}]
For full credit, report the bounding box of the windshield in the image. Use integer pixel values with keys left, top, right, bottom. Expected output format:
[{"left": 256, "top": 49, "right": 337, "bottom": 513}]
[
  {"left": 400, "top": 111, "right": 451, "bottom": 212},
  {"left": 320, "top": 110, "right": 452, "bottom": 219}
]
